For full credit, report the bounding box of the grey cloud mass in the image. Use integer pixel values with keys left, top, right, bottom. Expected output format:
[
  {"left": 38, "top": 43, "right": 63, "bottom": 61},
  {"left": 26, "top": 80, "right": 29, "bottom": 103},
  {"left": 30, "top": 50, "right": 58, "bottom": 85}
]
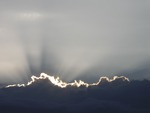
[{"left": 0, "top": 0, "right": 150, "bottom": 83}]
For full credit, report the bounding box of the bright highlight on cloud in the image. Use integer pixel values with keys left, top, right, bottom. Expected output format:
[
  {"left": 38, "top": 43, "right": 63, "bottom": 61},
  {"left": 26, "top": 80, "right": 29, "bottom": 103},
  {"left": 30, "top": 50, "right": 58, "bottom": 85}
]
[{"left": 6, "top": 73, "right": 129, "bottom": 88}]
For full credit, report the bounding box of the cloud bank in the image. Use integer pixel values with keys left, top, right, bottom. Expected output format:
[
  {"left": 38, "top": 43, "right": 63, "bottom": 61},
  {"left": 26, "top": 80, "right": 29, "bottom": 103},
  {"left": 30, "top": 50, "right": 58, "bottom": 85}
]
[{"left": 1, "top": 74, "right": 150, "bottom": 113}]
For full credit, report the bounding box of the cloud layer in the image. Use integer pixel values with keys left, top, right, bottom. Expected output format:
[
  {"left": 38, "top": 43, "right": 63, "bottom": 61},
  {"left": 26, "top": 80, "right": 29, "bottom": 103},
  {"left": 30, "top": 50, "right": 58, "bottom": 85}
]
[{"left": 0, "top": 74, "right": 150, "bottom": 113}]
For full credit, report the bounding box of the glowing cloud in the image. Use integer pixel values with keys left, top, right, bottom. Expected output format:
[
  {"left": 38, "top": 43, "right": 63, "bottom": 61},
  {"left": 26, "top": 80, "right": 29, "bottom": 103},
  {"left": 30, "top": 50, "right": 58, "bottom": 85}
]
[{"left": 6, "top": 73, "right": 129, "bottom": 88}]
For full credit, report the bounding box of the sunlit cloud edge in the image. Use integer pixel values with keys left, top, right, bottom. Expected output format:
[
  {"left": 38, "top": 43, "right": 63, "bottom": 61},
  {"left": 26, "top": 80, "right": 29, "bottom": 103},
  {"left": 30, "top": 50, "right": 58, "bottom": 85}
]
[{"left": 6, "top": 73, "right": 129, "bottom": 88}]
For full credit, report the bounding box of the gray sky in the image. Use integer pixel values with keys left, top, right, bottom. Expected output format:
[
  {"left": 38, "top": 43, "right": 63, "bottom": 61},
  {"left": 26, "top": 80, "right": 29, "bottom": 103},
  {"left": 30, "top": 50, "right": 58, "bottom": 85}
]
[{"left": 0, "top": 0, "right": 150, "bottom": 83}]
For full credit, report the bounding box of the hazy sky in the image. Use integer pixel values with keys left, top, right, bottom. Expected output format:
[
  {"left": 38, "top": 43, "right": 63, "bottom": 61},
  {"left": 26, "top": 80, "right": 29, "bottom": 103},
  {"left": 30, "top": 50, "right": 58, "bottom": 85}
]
[{"left": 0, "top": 0, "right": 150, "bottom": 83}]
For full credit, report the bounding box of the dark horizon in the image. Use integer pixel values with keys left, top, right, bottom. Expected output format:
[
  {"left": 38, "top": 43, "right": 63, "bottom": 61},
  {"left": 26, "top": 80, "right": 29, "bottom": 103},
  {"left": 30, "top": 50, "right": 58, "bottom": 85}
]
[{"left": 1, "top": 74, "right": 150, "bottom": 113}]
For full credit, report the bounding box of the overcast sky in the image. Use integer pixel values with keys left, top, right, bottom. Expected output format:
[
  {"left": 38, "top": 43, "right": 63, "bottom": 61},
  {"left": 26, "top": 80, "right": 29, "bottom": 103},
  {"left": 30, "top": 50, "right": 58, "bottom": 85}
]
[{"left": 0, "top": 0, "right": 150, "bottom": 83}]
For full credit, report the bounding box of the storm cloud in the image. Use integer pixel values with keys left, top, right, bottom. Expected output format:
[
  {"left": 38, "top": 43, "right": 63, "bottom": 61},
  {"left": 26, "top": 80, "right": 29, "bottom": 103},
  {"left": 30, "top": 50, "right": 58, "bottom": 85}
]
[{"left": 0, "top": 75, "right": 150, "bottom": 113}]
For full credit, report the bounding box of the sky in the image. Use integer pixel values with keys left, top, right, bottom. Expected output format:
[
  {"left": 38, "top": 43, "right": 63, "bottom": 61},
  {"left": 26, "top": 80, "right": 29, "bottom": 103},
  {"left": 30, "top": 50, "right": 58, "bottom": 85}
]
[{"left": 0, "top": 0, "right": 150, "bottom": 83}]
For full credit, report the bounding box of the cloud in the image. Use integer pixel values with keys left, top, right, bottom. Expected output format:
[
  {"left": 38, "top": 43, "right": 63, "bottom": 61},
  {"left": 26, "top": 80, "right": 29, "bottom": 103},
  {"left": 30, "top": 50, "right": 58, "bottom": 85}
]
[
  {"left": 6, "top": 73, "right": 129, "bottom": 88},
  {"left": 0, "top": 74, "right": 150, "bottom": 113}
]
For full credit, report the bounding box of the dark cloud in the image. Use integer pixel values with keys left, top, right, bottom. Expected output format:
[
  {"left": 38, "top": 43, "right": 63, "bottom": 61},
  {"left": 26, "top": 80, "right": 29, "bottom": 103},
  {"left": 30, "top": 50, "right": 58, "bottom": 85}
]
[{"left": 0, "top": 76, "right": 150, "bottom": 113}]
